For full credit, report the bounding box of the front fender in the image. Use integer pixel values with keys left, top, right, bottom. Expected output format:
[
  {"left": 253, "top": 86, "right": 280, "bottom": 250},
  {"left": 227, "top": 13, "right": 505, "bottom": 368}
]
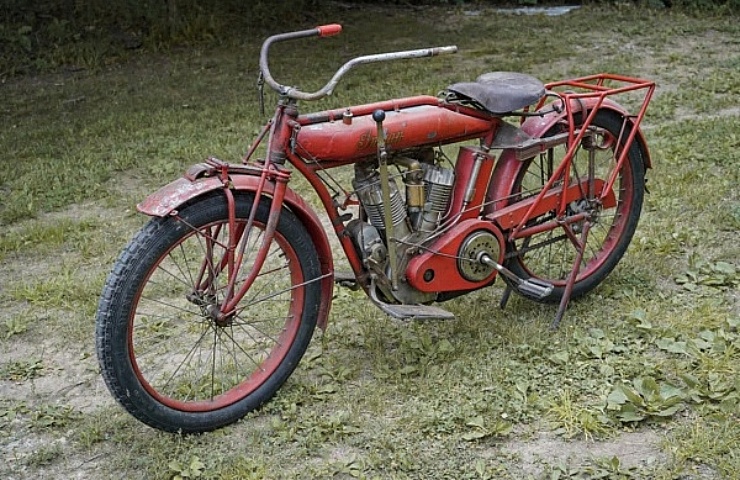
[
  {"left": 485, "top": 98, "right": 651, "bottom": 215},
  {"left": 137, "top": 172, "right": 335, "bottom": 330}
]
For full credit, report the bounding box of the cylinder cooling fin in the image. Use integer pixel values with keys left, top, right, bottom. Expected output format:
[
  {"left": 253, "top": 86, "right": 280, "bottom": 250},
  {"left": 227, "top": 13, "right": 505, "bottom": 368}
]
[{"left": 419, "top": 164, "right": 455, "bottom": 232}]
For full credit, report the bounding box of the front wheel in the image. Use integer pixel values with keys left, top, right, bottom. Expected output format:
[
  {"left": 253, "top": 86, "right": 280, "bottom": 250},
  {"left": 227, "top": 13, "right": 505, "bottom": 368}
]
[
  {"left": 95, "top": 193, "right": 321, "bottom": 432},
  {"left": 503, "top": 111, "right": 645, "bottom": 303}
]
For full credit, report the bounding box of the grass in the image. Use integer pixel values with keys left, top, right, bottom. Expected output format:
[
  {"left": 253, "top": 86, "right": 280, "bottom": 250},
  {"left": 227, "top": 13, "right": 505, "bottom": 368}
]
[{"left": 1, "top": 4, "right": 739, "bottom": 479}]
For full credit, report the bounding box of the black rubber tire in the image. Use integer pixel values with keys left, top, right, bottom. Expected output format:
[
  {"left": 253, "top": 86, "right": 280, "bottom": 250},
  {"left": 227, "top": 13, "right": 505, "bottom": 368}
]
[
  {"left": 503, "top": 111, "right": 645, "bottom": 303},
  {"left": 95, "top": 193, "right": 321, "bottom": 433}
]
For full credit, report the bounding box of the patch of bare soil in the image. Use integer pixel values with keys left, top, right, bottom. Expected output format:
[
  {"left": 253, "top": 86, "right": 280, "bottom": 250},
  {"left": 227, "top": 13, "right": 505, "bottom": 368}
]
[
  {"left": 502, "top": 430, "right": 666, "bottom": 476},
  {"left": 0, "top": 203, "right": 129, "bottom": 479}
]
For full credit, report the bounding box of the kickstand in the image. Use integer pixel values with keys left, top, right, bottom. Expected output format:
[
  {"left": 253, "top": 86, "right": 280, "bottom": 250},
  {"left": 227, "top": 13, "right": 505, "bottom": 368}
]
[
  {"left": 500, "top": 284, "right": 513, "bottom": 310},
  {"left": 551, "top": 221, "right": 592, "bottom": 330}
]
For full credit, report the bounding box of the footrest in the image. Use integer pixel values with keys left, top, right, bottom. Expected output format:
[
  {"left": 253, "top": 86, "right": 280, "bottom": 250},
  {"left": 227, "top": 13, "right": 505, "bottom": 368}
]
[
  {"left": 368, "top": 284, "right": 455, "bottom": 320},
  {"left": 376, "top": 302, "right": 456, "bottom": 320}
]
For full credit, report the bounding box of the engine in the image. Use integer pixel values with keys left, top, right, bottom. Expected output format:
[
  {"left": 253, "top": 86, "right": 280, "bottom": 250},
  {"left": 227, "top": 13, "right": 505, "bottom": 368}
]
[{"left": 349, "top": 149, "right": 455, "bottom": 304}]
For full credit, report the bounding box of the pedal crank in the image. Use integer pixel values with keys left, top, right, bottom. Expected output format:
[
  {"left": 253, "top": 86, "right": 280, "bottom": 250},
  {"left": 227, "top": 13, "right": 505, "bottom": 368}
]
[{"left": 478, "top": 253, "right": 554, "bottom": 300}]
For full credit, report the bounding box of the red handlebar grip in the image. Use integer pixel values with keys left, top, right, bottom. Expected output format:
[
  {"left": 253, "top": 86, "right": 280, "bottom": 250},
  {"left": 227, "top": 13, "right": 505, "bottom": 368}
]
[{"left": 317, "top": 24, "right": 342, "bottom": 37}]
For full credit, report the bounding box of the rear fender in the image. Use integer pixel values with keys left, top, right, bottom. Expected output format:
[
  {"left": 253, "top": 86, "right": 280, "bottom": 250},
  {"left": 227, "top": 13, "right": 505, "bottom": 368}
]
[
  {"left": 137, "top": 168, "right": 335, "bottom": 330},
  {"left": 485, "top": 98, "right": 651, "bottom": 215},
  {"left": 520, "top": 98, "right": 651, "bottom": 169}
]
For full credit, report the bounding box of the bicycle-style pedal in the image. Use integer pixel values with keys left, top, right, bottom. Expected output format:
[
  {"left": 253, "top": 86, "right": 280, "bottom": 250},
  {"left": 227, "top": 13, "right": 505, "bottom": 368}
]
[
  {"left": 478, "top": 253, "right": 553, "bottom": 300},
  {"left": 517, "top": 278, "right": 554, "bottom": 299}
]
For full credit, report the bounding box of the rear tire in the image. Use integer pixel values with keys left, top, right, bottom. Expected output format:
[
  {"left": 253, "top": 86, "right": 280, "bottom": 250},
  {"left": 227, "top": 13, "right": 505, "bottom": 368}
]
[
  {"left": 503, "top": 111, "right": 645, "bottom": 303},
  {"left": 96, "top": 193, "right": 321, "bottom": 432}
]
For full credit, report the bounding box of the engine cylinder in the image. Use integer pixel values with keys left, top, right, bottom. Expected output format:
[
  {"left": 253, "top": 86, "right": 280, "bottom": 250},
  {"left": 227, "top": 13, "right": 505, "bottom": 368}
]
[
  {"left": 353, "top": 168, "right": 411, "bottom": 238},
  {"left": 419, "top": 165, "right": 455, "bottom": 232}
]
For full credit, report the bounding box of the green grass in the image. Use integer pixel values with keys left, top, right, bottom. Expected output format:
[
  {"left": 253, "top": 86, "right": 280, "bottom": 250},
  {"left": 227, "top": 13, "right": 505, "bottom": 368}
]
[{"left": 1, "top": 4, "right": 738, "bottom": 479}]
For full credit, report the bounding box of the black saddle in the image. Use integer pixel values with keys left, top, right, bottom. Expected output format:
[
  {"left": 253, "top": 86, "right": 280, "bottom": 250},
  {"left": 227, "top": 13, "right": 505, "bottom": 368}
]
[{"left": 447, "top": 72, "right": 545, "bottom": 115}]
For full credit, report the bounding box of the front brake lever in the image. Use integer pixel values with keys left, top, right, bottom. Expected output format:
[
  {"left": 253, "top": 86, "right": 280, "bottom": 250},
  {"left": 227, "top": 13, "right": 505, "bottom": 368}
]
[{"left": 257, "top": 71, "right": 265, "bottom": 116}]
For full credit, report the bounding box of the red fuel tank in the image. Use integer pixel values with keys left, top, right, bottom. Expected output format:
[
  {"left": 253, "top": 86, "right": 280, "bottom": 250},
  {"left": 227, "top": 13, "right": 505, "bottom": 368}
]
[{"left": 296, "top": 96, "right": 494, "bottom": 164}]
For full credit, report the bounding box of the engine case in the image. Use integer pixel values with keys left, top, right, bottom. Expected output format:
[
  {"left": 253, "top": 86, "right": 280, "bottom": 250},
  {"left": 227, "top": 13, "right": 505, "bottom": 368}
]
[{"left": 406, "top": 219, "right": 505, "bottom": 293}]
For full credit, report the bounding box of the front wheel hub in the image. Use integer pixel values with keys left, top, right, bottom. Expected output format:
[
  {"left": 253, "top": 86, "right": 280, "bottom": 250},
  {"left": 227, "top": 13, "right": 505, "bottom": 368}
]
[{"left": 206, "top": 304, "right": 235, "bottom": 327}]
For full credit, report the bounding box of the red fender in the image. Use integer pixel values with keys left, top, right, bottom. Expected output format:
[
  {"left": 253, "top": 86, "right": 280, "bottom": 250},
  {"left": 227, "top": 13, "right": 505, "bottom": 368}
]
[
  {"left": 137, "top": 173, "right": 335, "bottom": 330},
  {"left": 484, "top": 98, "right": 651, "bottom": 214}
]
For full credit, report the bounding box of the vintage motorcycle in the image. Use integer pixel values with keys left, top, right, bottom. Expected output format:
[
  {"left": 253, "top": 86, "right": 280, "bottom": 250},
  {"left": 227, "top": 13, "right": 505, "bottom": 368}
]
[{"left": 95, "top": 24, "right": 655, "bottom": 432}]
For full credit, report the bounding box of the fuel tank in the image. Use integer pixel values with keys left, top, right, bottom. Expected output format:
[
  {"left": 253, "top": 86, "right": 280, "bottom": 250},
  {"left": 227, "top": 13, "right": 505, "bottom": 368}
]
[{"left": 296, "top": 96, "right": 494, "bottom": 164}]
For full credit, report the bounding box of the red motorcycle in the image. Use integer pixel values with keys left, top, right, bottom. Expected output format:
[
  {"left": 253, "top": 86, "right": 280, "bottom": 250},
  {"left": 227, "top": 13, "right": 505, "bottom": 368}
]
[{"left": 95, "top": 24, "right": 655, "bottom": 432}]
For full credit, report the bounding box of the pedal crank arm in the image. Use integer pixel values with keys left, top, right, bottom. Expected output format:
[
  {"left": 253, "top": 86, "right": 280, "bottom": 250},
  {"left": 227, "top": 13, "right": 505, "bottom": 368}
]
[{"left": 478, "top": 253, "right": 554, "bottom": 300}]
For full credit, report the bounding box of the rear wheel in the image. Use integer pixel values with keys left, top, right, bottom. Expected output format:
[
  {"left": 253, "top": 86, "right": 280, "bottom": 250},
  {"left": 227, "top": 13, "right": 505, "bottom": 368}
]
[
  {"left": 503, "top": 111, "right": 645, "bottom": 303},
  {"left": 95, "top": 193, "right": 321, "bottom": 432}
]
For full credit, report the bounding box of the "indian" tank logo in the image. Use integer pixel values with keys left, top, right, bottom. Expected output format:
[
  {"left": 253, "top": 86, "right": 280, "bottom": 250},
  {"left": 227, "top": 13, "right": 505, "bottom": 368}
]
[{"left": 356, "top": 129, "right": 404, "bottom": 151}]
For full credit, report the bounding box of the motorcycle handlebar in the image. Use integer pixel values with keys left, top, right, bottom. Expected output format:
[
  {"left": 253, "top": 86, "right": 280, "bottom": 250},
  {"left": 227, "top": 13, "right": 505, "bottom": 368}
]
[{"left": 259, "top": 24, "right": 457, "bottom": 101}]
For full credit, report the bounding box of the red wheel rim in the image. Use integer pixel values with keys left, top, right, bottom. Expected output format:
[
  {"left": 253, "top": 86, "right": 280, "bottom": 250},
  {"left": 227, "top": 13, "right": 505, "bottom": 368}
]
[
  {"left": 127, "top": 222, "right": 305, "bottom": 412},
  {"left": 514, "top": 129, "right": 635, "bottom": 285}
]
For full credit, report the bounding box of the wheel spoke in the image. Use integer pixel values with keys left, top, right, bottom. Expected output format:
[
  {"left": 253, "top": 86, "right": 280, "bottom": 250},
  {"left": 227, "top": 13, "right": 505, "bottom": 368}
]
[
  {"left": 155, "top": 322, "right": 212, "bottom": 392},
  {"left": 231, "top": 313, "right": 283, "bottom": 346},
  {"left": 220, "top": 323, "right": 272, "bottom": 371},
  {"left": 139, "top": 293, "right": 200, "bottom": 317},
  {"left": 504, "top": 112, "right": 642, "bottom": 296}
]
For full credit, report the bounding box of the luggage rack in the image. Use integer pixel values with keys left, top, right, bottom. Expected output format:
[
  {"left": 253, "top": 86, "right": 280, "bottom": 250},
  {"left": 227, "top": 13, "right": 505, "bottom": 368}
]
[
  {"left": 525, "top": 73, "right": 656, "bottom": 216},
  {"left": 535, "top": 73, "right": 655, "bottom": 162},
  {"left": 519, "top": 74, "right": 656, "bottom": 329}
]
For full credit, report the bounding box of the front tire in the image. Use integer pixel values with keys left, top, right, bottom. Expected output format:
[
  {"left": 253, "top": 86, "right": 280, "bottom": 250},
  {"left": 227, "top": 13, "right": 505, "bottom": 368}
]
[{"left": 95, "top": 193, "right": 321, "bottom": 432}]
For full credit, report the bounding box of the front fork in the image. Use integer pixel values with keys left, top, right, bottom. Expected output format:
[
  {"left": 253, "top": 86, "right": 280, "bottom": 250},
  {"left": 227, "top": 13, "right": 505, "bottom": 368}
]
[
  {"left": 191, "top": 158, "right": 292, "bottom": 325},
  {"left": 206, "top": 98, "right": 299, "bottom": 323}
]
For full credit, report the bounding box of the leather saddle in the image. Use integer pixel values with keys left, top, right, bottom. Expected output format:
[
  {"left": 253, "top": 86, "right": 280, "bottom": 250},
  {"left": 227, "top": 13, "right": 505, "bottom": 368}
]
[{"left": 447, "top": 72, "right": 545, "bottom": 115}]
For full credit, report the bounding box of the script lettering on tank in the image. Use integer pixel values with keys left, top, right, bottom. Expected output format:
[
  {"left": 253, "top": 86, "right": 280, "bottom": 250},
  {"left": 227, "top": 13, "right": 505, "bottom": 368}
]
[{"left": 356, "top": 129, "right": 405, "bottom": 151}]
